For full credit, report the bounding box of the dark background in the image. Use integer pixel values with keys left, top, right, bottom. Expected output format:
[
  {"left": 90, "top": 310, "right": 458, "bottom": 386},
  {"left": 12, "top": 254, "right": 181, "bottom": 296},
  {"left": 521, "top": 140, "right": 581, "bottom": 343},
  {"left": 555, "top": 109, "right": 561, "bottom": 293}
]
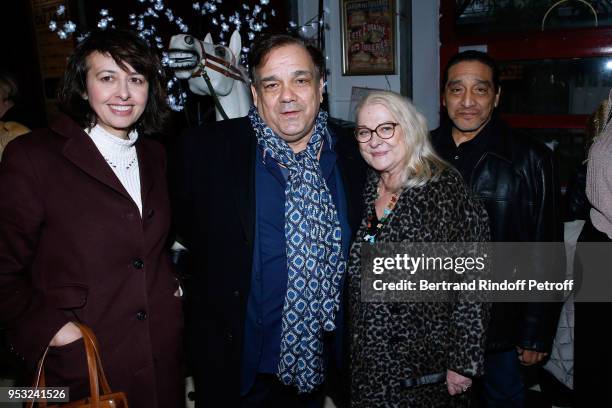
[{"left": 0, "top": 0, "right": 297, "bottom": 132}]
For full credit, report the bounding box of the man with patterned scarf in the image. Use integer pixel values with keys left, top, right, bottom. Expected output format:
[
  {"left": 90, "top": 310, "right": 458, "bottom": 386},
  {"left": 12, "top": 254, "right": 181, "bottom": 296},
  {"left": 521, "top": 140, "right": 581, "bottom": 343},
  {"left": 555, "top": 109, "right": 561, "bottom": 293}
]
[{"left": 173, "top": 33, "right": 366, "bottom": 408}]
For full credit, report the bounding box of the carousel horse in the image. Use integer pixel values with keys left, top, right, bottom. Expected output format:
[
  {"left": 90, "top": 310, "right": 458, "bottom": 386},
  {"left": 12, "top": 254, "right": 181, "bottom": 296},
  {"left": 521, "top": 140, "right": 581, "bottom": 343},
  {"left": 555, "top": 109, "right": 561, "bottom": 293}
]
[{"left": 168, "top": 30, "right": 251, "bottom": 120}]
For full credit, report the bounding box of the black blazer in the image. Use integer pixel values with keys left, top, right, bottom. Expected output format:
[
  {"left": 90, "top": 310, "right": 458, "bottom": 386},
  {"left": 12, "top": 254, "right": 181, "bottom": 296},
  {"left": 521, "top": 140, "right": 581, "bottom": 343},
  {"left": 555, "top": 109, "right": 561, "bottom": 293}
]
[
  {"left": 171, "top": 116, "right": 366, "bottom": 407},
  {"left": 431, "top": 115, "right": 563, "bottom": 352}
]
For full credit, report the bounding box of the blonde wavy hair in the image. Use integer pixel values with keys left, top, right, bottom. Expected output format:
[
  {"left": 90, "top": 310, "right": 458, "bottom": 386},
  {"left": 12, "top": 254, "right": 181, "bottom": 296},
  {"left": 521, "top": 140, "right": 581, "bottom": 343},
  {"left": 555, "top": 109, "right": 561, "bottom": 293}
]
[
  {"left": 355, "top": 90, "right": 449, "bottom": 188},
  {"left": 586, "top": 98, "right": 609, "bottom": 157}
]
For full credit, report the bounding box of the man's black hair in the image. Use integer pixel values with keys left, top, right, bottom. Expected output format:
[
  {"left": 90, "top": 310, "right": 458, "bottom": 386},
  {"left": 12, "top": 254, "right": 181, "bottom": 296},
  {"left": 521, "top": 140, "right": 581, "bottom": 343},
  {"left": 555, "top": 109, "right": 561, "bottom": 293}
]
[
  {"left": 442, "top": 50, "right": 500, "bottom": 93},
  {"left": 248, "top": 33, "right": 323, "bottom": 83}
]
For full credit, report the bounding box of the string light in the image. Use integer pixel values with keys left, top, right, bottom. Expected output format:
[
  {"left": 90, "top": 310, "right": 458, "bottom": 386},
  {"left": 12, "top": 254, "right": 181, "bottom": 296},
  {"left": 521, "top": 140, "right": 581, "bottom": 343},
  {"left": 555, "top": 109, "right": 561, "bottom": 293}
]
[
  {"left": 46, "top": 0, "right": 326, "bottom": 111},
  {"left": 64, "top": 21, "right": 77, "bottom": 34}
]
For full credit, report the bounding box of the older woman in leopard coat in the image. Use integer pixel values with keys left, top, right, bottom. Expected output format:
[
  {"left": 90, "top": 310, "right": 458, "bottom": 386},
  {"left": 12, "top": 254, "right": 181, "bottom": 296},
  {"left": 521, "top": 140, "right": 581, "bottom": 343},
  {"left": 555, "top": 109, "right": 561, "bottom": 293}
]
[{"left": 348, "top": 91, "right": 490, "bottom": 407}]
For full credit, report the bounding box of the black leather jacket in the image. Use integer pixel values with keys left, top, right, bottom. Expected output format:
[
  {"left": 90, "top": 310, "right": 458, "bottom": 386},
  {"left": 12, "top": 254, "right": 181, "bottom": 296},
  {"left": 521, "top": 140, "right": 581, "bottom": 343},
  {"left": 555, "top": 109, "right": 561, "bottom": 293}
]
[
  {"left": 431, "top": 115, "right": 563, "bottom": 352},
  {"left": 566, "top": 163, "right": 589, "bottom": 221}
]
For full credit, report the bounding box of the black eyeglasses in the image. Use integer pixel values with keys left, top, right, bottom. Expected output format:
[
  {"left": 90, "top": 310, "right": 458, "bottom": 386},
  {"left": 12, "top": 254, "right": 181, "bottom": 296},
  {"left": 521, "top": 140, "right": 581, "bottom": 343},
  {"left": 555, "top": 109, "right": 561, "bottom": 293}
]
[{"left": 354, "top": 122, "right": 399, "bottom": 143}]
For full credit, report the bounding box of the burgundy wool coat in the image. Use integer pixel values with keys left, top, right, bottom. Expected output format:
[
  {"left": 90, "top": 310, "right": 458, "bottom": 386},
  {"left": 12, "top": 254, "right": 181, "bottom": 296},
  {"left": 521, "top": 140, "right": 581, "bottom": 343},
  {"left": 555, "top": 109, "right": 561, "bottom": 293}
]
[{"left": 0, "top": 115, "right": 183, "bottom": 407}]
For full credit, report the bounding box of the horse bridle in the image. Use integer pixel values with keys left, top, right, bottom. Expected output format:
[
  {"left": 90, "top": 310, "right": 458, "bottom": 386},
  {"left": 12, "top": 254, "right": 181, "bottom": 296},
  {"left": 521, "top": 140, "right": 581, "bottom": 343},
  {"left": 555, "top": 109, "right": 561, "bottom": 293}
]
[
  {"left": 190, "top": 39, "right": 247, "bottom": 120},
  {"left": 191, "top": 39, "right": 246, "bottom": 83}
]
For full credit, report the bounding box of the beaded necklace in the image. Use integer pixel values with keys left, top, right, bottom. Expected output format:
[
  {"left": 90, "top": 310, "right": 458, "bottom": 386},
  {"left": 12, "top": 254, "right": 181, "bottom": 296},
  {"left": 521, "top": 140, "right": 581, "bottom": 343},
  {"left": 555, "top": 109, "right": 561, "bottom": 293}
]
[{"left": 363, "top": 189, "right": 400, "bottom": 243}]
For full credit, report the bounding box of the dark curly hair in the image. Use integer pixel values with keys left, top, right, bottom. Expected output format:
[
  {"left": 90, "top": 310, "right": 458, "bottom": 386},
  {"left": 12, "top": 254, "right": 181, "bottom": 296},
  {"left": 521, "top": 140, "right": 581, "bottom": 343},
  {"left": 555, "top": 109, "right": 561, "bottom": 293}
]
[{"left": 57, "top": 29, "right": 169, "bottom": 134}]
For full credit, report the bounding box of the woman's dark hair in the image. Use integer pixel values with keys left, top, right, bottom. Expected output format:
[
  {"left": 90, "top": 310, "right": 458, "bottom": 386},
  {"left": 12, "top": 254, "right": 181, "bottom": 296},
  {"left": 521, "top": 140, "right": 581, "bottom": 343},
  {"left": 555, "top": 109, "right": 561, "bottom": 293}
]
[
  {"left": 58, "top": 29, "right": 169, "bottom": 134},
  {"left": 0, "top": 70, "right": 19, "bottom": 103},
  {"left": 248, "top": 33, "right": 323, "bottom": 83},
  {"left": 442, "top": 50, "right": 501, "bottom": 93}
]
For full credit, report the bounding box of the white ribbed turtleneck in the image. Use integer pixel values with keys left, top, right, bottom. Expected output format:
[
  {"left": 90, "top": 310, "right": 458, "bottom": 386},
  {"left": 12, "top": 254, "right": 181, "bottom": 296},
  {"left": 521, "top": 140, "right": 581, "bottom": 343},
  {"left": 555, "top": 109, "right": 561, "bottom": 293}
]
[{"left": 86, "top": 124, "right": 142, "bottom": 215}]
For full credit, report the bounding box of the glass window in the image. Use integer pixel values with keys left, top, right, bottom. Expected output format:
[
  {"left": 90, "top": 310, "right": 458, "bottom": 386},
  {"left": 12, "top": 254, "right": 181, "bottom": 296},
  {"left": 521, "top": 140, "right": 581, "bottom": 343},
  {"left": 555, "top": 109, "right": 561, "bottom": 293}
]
[
  {"left": 498, "top": 57, "right": 612, "bottom": 115},
  {"left": 521, "top": 128, "right": 586, "bottom": 189},
  {"left": 457, "top": 0, "right": 610, "bottom": 33}
]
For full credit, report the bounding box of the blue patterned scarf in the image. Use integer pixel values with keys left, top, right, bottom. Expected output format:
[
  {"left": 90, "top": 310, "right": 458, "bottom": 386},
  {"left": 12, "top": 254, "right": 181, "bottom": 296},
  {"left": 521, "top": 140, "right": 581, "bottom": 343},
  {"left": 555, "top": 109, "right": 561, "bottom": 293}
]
[{"left": 249, "top": 106, "right": 346, "bottom": 393}]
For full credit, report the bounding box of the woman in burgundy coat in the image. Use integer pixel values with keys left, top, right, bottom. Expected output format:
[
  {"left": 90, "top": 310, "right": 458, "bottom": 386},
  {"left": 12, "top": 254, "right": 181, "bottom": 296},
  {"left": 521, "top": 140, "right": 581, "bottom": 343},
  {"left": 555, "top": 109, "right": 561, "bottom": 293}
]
[{"left": 0, "top": 29, "right": 183, "bottom": 407}]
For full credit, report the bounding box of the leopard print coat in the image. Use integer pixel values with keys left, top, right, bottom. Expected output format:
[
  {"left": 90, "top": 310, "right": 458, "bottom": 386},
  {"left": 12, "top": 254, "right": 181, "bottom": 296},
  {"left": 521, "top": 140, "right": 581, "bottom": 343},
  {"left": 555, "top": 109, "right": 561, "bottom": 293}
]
[{"left": 348, "top": 168, "right": 490, "bottom": 408}]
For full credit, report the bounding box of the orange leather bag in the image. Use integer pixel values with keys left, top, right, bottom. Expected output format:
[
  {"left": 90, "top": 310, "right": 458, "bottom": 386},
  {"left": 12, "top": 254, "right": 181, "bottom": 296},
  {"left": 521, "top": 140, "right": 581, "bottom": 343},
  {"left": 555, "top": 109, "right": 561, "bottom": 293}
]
[{"left": 26, "top": 322, "right": 128, "bottom": 408}]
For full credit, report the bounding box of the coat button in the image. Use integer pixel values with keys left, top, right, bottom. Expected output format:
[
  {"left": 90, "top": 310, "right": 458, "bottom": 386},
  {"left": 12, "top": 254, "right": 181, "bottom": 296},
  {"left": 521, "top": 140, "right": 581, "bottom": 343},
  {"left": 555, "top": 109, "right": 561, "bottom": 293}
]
[
  {"left": 133, "top": 259, "right": 144, "bottom": 269},
  {"left": 389, "top": 305, "right": 404, "bottom": 314},
  {"left": 389, "top": 335, "right": 405, "bottom": 345},
  {"left": 147, "top": 209, "right": 154, "bottom": 219},
  {"left": 226, "top": 332, "right": 233, "bottom": 342},
  {"left": 233, "top": 290, "right": 240, "bottom": 298},
  {"left": 400, "top": 378, "right": 413, "bottom": 388},
  {"left": 136, "top": 310, "right": 148, "bottom": 321}
]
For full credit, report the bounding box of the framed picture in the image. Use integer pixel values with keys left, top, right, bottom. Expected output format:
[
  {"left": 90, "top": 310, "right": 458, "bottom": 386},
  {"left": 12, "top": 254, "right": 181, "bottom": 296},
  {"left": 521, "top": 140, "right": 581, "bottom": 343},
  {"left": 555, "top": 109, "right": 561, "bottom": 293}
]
[
  {"left": 341, "top": 0, "right": 396, "bottom": 76},
  {"left": 348, "top": 86, "right": 384, "bottom": 118}
]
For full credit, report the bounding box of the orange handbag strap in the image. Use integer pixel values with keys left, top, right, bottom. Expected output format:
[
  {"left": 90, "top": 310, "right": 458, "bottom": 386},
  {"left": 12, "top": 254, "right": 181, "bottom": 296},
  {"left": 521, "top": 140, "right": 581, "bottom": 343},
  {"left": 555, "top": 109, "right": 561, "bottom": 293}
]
[
  {"left": 77, "top": 323, "right": 112, "bottom": 394},
  {"left": 26, "top": 322, "right": 112, "bottom": 408}
]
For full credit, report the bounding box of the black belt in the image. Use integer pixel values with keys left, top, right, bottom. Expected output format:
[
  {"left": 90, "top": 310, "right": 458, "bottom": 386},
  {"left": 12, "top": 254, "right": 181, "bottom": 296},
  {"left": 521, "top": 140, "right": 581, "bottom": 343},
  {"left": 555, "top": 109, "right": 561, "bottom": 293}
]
[{"left": 400, "top": 372, "right": 446, "bottom": 388}]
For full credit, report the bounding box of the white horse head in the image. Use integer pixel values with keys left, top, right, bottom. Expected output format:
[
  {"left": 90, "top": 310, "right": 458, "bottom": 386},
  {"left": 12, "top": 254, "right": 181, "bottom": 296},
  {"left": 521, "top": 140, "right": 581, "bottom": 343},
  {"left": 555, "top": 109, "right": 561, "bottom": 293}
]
[{"left": 168, "top": 30, "right": 252, "bottom": 120}]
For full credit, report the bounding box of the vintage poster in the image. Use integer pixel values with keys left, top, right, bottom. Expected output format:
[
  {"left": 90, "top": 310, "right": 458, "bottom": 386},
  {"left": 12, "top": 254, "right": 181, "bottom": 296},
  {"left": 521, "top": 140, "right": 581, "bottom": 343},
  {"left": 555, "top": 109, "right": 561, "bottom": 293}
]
[{"left": 341, "top": 0, "right": 396, "bottom": 75}]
